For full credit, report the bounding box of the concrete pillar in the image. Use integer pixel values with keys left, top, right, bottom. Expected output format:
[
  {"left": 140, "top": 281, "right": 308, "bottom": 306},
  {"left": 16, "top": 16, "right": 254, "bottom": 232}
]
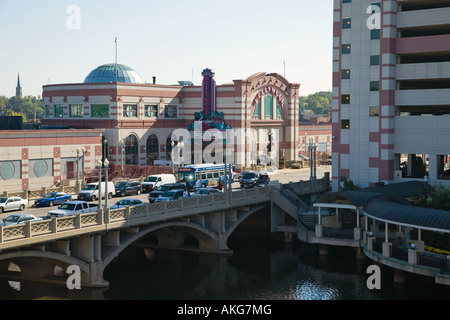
[
  {"left": 315, "top": 224, "right": 323, "bottom": 237},
  {"left": 382, "top": 242, "right": 392, "bottom": 258},
  {"left": 354, "top": 227, "right": 361, "bottom": 241},
  {"left": 51, "top": 240, "right": 71, "bottom": 255},
  {"left": 363, "top": 231, "right": 371, "bottom": 245},
  {"left": 408, "top": 249, "right": 418, "bottom": 265},
  {"left": 412, "top": 240, "right": 425, "bottom": 253},
  {"left": 271, "top": 202, "right": 285, "bottom": 233},
  {"left": 103, "top": 231, "right": 120, "bottom": 247},
  {"left": 85, "top": 261, "right": 109, "bottom": 288},
  {"left": 71, "top": 235, "right": 98, "bottom": 263},
  {"left": 367, "top": 237, "right": 375, "bottom": 251}
]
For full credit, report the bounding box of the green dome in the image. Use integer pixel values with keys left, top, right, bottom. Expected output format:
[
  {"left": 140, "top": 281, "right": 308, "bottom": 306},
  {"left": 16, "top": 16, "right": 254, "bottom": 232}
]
[{"left": 84, "top": 64, "right": 145, "bottom": 84}]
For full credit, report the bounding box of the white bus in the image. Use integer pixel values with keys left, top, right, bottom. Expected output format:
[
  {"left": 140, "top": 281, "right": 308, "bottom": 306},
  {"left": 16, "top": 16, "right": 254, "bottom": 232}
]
[{"left": 177, "top": 163, "right": 233, "bottom": 191}]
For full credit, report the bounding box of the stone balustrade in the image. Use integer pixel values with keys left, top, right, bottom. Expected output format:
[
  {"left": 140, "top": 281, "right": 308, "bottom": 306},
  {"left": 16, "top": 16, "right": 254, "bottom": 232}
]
[{"left": 0, "top": 187, "right": 272, "bottom": 249}]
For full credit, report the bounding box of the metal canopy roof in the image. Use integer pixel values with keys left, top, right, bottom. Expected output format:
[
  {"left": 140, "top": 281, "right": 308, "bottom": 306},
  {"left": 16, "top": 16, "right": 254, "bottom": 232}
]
[
  {"left": 315, "top": 181, "right": 450, "bottom": 233},
  {"left": 364, "top": 195, "right": 450, "bottom": 233}
]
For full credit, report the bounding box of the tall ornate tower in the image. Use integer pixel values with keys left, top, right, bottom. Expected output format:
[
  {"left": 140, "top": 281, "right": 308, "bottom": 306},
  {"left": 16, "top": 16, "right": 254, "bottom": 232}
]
[{"left": 16, "top": 74, "right": 22, "bottom": 98}]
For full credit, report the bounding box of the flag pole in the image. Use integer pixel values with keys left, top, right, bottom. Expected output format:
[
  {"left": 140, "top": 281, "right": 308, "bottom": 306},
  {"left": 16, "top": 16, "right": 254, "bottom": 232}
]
[{"left": 115, "top": 37, "right": 118, "bottom": 83}]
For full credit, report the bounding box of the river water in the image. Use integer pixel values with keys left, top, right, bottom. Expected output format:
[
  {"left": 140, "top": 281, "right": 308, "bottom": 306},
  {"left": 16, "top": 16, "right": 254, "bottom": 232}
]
[{"left": 1, "top": 225, "right": 450, "bottom": 301}]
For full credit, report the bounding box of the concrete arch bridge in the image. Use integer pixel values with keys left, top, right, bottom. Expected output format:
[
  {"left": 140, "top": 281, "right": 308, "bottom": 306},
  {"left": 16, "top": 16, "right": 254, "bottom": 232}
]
[{"left": 0, "top": 178, "right": 329, "bottom": 288}]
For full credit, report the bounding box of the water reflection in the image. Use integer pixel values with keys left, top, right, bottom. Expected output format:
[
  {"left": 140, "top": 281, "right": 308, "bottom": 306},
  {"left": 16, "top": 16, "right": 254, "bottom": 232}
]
[
  {"left": 2, "top": 237, "right": 450, "bottom": 299},
  {"left": 288, "top": 280, "right": 340, "bottom": 300}
]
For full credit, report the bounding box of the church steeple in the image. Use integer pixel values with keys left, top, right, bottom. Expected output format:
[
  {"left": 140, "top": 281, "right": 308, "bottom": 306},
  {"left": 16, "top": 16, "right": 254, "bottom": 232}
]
[{"left": 16, "top": 74, "right": 22, "bottom": 98}]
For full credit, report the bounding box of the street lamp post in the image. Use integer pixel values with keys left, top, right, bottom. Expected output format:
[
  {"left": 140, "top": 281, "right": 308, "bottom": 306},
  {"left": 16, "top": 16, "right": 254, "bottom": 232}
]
[
  {"left": 97, "top": 158, "right": 102, "bottom": 210},
  {"left": 171, "top": 141, "right": 175, "bottom": 175},
  {"left": 120, "top": 139, "right": 124, "bottom": 178},
  {"left": 81, "top": 147, "right": 86, "bottom": 187},
  {"left": 104, "top": 158, "right": 109, "bottom": 209},
  {"left": 225, "top": 150, "right": 232, "bottom": 203},
  {"left": 309, "top": 137, "right": 317, "bottom": 181},
  {"left": 76, "top": 148, "right": 80, "bottom": 186}
]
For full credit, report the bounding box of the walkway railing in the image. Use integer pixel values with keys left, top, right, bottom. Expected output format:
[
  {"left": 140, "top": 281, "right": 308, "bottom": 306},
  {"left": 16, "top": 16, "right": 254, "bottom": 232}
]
[{"left": 0, "top": 187, "right": 271, "bottom": 249}]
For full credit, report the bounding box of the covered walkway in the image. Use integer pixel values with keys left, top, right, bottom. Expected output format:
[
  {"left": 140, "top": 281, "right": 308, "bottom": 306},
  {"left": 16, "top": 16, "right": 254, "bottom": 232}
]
[{"left": 312, "top": 181, "right": 450, "bottom": 285}]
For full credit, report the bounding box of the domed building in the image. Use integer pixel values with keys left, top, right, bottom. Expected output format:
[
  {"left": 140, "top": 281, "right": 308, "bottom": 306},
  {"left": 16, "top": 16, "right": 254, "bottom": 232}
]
[
  {"left": 84, "top": 63, "right": 145, "bottom": 84},
  {"left": 42, "top": 64, "right": 304, "bottom": 177}
]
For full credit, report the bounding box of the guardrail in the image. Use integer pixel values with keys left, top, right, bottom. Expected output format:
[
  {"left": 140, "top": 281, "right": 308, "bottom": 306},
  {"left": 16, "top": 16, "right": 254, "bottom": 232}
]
[{"left": 0, "top": 187, "right": 272, "bottom": 248}]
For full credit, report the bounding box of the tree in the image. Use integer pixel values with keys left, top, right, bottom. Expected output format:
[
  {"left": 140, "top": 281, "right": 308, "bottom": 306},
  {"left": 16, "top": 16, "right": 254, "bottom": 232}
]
[
  {"left": 340, "top": 176, "right": 360, "bottom": 191},
  {"left": 299, "top": 91, "right": 332, "bottom": 117},
  {"left": 0, "top": 96, "right": 8, "bottom": 114},
  {"left": 0, "top": 95, "right": 43, "bottom": 121}
]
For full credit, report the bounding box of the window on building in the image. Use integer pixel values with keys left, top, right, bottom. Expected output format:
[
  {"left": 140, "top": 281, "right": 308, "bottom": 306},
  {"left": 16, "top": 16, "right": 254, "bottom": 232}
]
[
  {"left": 342, "top": 69, "right": 351, "bottom": 79},
  {"left": 369, "top": 106, "right": 379, "bottom": 117},
  {"left": 146, "top": 134, "right": 159, "bottom": 164},
  {"left": 371, "top": 29, "right": 380, "bottom": 40},
  {"left": 370, "top": 55, "right": 380, "bottom": 66},
  {"left": 91, "top": 104, "right": 109, "bottom": 118},
  {"left": 341, "top": 95, "right": 350, "bottom": 104},
  {"left": 45, "top": 105, "right": 51, "bottom": 117},
  {"left": 343, "top": 0, "right": 351, "bottom": 3},
  {"left": 341, "top": 119, "right": 350, "bottom": 129},
  {"left": 343, "top": 19, "right": 351, "bottom": 29},
  {"left": 69, "top": 104, "right": 83, "bottom": 118},
  {"left": 437, "top": 154, "right": 450, "bottom": 180},
  {"left": 123, "top": 104, "right": 138, "bottom": 117},
  {"left": 165, "top": 105, "right": 177, "bottom": 118},
  {"left": 29, "top": 159, "right": 53, "bottom": 178},
  {"left": 124, "top": 134, "right": 139, "bottom": 165},
  {"left": 264, "top": 93, "right": 273, "bottom": 119},
  {"left": 0, "top": 161, "right": 21, "bottom": 180},
  {"left": 54, "top": 105, "right": 64, "bottom": 118},
  {"left": 276, "top": 101, "right": 284, "bottom": 120},
  {"left": 370, "top": 81, "right": 380, "bottom": 91},
  {"left": 397, "top": 153, "right": 428, "bottom": 179},
  {"left": 342, "top": 44, "right": 351, "bottom": 54},
  {"left": 145, "top": 105, "right": 158, "bottom": 118},
  {"left": 253, "top": 100, "right": 261, "bottom": 119}
]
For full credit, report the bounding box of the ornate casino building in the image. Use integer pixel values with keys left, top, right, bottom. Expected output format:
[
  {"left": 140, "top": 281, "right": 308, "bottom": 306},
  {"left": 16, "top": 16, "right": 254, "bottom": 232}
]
[{"left": 42, "top": 64, "right": 301, "bottom": 170}]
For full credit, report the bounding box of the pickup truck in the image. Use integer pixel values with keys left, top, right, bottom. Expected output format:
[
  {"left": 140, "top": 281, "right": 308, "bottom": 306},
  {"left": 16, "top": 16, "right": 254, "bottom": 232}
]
[{"left": 47, "top": 201, "right": 98, "bottom": 218}]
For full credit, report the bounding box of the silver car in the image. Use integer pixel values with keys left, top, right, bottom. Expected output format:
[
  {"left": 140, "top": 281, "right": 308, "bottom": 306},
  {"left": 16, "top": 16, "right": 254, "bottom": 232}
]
[{"left": 0, "top": 197, "right": 28, "bottom": 213}]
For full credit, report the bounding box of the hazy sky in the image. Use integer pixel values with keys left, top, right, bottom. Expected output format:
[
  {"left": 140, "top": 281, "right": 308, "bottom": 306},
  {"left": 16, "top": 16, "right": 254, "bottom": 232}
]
[{"left": 0, "top": 0, "right": 333, "bottom": 98}]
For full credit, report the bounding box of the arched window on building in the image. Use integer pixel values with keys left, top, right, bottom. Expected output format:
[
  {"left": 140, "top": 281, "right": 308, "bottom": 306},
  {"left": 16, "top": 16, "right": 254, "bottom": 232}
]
[
  {"left": 264, "top": 92, "right": 273, "bottom": 119},
  {"left": 124, "top": 134, "right": 139, "bottom": 165},
  {"left": 253, "top": 100, "right": 261, "bottom": 120},
  {"left": 252, "top": 90, "right": 284, "bottom": 120},
  {"left": 146, "top": 134, "right": 159, "bottom": 165},
  {"left": 276, "top": 100, "right": 284, "bottom": 120}
]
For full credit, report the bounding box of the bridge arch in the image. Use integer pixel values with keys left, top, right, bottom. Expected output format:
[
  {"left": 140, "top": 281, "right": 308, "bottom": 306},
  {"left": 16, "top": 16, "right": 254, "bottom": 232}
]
[
  {"left": 0, "top": 250, "right": 92, "bottom": 286},
  {"left": 103, "top": 205, "right": 270, "bottom": 268},
  {"left": 103, "top": 221, "right": 225, "bottom": 267}
]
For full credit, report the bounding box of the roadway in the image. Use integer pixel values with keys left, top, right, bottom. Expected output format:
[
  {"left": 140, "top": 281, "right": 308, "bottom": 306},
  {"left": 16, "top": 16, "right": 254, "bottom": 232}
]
[{"left": 2, "top": 166, "right": 331, "bottom": 220}]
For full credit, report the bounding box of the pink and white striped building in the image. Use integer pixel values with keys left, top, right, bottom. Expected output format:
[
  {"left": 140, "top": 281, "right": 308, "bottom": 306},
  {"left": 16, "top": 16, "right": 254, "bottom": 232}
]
[
  {"left": 42, "top": 66, "right": 301, "bottom": 171},
  {"left": 332, "top": 0, "right": 450, "bottom": 190}
]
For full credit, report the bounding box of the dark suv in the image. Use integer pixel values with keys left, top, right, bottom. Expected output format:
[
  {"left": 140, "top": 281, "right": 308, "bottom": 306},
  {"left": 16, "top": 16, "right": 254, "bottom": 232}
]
[
  {"left": 148, "top": 183, "right": 188, "bottom": 203},
  {"left": 114, "top": 181, "right": 142, "bottom": 197},
  {"left": 239, "top": 171, "right": 270, "bottom": 188}
]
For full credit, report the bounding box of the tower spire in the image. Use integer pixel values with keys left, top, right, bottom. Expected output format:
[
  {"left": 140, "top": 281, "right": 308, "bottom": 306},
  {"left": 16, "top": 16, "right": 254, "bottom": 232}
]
[{"left": 16, "top": 74, "right": 22, "bottom": 98}]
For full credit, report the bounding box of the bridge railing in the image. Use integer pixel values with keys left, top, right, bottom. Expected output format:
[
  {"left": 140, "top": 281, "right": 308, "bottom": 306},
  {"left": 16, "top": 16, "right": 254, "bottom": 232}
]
[{"left": 0, "top": 186, "right": 272, "bottom": 247}]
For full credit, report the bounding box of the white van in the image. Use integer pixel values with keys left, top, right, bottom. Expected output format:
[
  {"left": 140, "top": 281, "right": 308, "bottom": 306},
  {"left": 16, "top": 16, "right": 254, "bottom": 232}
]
[
  {"left": 77, "top": 181, "right": 115, "bottom": 201},
  {"left": 141, "top": 174, "right": 176, "bottom": 192}
]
